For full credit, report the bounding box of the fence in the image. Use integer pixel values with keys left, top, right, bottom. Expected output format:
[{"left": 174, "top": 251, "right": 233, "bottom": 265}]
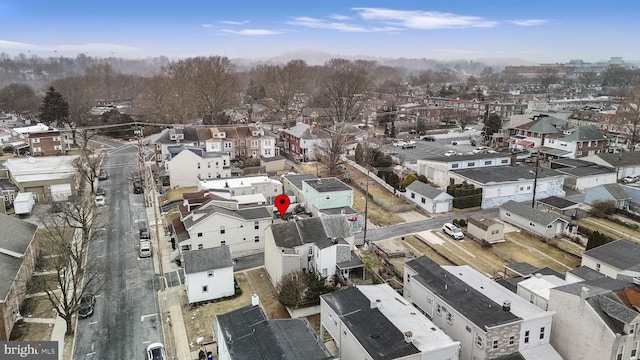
[{"left": 350, "top": 174, "right": 416, "bottom": 212}]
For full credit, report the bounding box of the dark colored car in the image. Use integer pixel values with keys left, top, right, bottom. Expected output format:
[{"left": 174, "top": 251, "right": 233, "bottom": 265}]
[
  {"left": 98, "top": 170, "right": 108, "bottom": 181},
  {"left": 79, "top": 294, "right": 95, "bottom": 318},
  {"left": 96, "top": 188, "right": 106, "bottom": 196},
  {"left": 422, "top": 136, "right": 435, "bottom": 141}
]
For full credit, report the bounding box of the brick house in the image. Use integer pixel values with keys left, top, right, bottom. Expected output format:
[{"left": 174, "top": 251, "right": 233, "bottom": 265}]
[{"left": 28, "top": 131, "right": 64, "bottom": 156}]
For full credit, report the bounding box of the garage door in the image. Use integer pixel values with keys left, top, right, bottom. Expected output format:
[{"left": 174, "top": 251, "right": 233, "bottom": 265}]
[
  {"left": 24, "top": 186, "right": 45, "bottom": 195},
  {"left": 50, "top": 184, "right": 72, "bottom": 202},
  {"left": 435, "top": 200, "right": 450, "bottom": 213}
]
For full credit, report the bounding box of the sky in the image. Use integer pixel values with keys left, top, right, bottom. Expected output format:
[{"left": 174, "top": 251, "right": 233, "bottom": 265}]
[{"left": 1, "top": 1, "right": 639, "bottom": 64}]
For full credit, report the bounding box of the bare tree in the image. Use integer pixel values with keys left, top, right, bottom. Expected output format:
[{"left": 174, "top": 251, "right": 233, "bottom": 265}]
[
  {"left": 315, "top": 129, "right": 354, "bottom": 176},
  {"left": 257, "top": 59, "right": 309, "bottom": 125},
  {"left": 276, "top": 270, "right": 309, "bottom": 309},
  {"left": 616, "top": 86, "right": 640, "bottom": 151},
  {"left": 314, "top": 58, "right": 373, "bottom": 125},
  {"left": 72, "top": 129, "right": 104, "bottom": 194},
  {"left": 578, "top": 70, "right": 599, "bottom": 87},
  {"left": 536, "top": 67, "right": 560, "bottom": 91},
  {"left": 29, "top": 194, "right": 105, "bottom": 335}
]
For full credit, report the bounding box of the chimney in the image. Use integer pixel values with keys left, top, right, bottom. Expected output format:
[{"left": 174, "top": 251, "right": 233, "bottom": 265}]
[
  {"left": 251, "top": 294, "right": 260, "bottom": 306},
  {"left": 510, "top": 153, "right": 517, "bottom": 165},
  {"left": 404, "top": 331, "right": 413, "bottom": 343},
  {"left": 580, "top": 287, "right": 590, "bottom": 300},
  {"left": 502, "top": 300, "right": 511, "bottom": 312},
  {"left": 370, "top": 299, "right": 381, "bottom": 309}
]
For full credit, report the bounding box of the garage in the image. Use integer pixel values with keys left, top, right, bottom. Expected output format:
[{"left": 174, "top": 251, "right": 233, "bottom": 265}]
[
  {"left": 50, "top": 184, "right": 72, "bottom": 202},
  {"left": 435, "top": 200, "right": 450, "bottom": 213}
]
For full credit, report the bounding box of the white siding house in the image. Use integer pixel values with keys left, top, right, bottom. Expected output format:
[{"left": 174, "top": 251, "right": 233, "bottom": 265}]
[
  {"left": 198, "top": 176, "right": 282, "bottom": 204},
  {"left": 499, "top": 200, "right": 569, "bottom": 238},
  {"left": 301, "top": 178, "right": 353, "bottom": 216},
  {"left": 183, "top": 246, "right": 234, "bottom": 304},
  {"left": 580, "top": 239, "right": 640, "bottom": 280},
  {"left": 166, "top": 148, "right": 231, "bottom": 188},
  {"left": 404, "top": 181, "right": 453, "bottom": 214},
  {"left": 416, "top": 153, "right": 515, "bottom": 188}
]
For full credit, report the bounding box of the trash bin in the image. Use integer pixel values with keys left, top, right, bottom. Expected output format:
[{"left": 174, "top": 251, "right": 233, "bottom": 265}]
[{"left": 571, "top": 214, "right": 576, "bottom": 221}]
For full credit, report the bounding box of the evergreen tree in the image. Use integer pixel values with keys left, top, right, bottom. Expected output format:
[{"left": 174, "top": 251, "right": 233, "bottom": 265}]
[
  {"left": 38, "top": 87, "right": 70, "bottom": 126},
  {"left": 389, "top": 120, "right": 396, "bottom": 138},
  {"left": 354, "top": 143, "right": 364, "bottom": 164},
  {"left": 586, "top": 231, "right": 607, "bottom": 250},
  {"left": 483, "top": 113, "right": 502, "bottom": 142}
]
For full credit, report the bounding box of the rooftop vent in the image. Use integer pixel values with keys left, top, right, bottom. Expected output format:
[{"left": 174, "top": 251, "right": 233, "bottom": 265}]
[
  {"left": 404, "top": 331, "right": 413, "bottom": 343},
  {"left": 503, "top": 301, "right": 511, "bottom": 312}
]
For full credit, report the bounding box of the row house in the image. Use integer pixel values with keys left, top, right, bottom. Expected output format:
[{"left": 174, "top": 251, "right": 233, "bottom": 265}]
[
  {"left": 301, "top": 108, "right": 335, "bottom": 129},
  {"left": 28, "top": 131, "right": 64, "bottom": 156},
  {"left": 174, "top": 201, "right": 273, "bottom": 258},
  {"left": 198, "top": 175, "right": 282, "bottom": 205},
  {"left": 507, "top": 115, "right": 567, "bottom": 151},
  {"left": 166, "top": 147, "right": 231, "bottom": 188},
  {"left": 540, "top": 125, "right": 609, "bottom": 159},
  {"left": 281, "top": 122, "right": 323, "bottom": 161}
]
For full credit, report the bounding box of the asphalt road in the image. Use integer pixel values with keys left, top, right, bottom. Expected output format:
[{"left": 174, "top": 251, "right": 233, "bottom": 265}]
[{"left": 73, "top": 144, "right": 163, "bottom": 360}]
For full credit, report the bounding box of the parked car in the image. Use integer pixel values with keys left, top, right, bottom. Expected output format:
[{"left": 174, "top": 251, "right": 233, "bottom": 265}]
[
  {"left": 444, "top": 150, "right": 457, "bottom": 157},
  {"left": 422, "top": 135, "right": 435, "bottom": 141},
  {"left": 79, "top": 294, "right": 95, "bottom": 318},
  {"left": 95, "top": 195, "right": 105, "bottom": 207},
  {"left": 392, "top": 141, "right": 407, "bottom": 147},
  {"left": 139, "top": 241, "right": 151, "bottom": 258},
  {"left": 623, "top": 175, "right": 639, "bottom": 183},
  {"left": 401, "top": 141, "right": 417, "bottom": 149},
  {"left": 96, "top": 188, "right": 106, "bottom": 196},
  {"left": 98, "top": 170, "right": 108, "bottom": 181},
  {"left": 472, "top": 146, "right": 489, "bottom": 154},
  {"left": 442, "top": 223, "right": 464, "bottom": 240},
  {"left": 146, "top": 343, "right": 166, "bottom": 360}
]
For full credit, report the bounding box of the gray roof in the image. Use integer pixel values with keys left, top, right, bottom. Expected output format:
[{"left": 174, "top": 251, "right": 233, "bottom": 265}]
[
  {"left": 600, "top": 183, "right": 631, "bottom": 200},
  {"left": 559, "top": 125, "right": 607, "bottom": 142},
  {"left": 423, "top": 152, "right": 509, "bottom": 163},
  {"left": 321, "top": 287, "right": 420, "bottom": 359},
  {"left": 153, "top": 127, "right": 202, "bottom": 144},
  {"left": 283, "top": 123, "right": 317, "bottom": 140},
  {"left": 320, "top": 206, "right": 358, "bottom": 216},
  {"left": 215, "top": 305, "right": 333, "bottom": 360},
  {"left": 468, "top": 215, "right": 500, "bottom": 231},
  {"left": 183, "top": 204, "right": 271, "bottom": 229},
  {"left": 593, "top": 152, "right": 640, "bottom": 167},
  {"left": 406, "top": 181, "right": 448, "bottom": 200},
  {"left": 500, "top": 200, "right": 568, "bottom": 226},
  {"left": 516, "top": 116, "right": 567, "bottom": 134},
  {"left": 270, "top": 215, "right": 353, "bottom": 249},
  {"left": 555, "top": 166, "right": 615, "bottom": 177},
  {"left": 453, "top": 165, "right": 563, "bottom": 185},
  {"left": 536, "top": 196, "right": 578, "bottom": 210},
  {"left": 550, "top": 158, "right": 593, "bottom": 168},
  {"left": 0, "top": 213, "right": 37, "bottom": 254},
  {"left": 283, "top": 174, "right": 320, "bottom": 191},
  {"left": 505, "top": 262, "right": 541, "bottom": 277},
  {"left": 406, "top": 256, "right": 521, "bottom": 329},
  {"left": 567, "top": 266, "right": 606, "bottom": 281},
  {"left": 303, "top": 178, "right": 352, "bottom": 193},
  {"left": 183, "top": 246, "right": 233, "bottom": 274},
  {"left": 0, "top": 253, "right": 24, "bottom": 301},
  {"left": 583, "top": 239, "right": 640, "bottom": 271}
]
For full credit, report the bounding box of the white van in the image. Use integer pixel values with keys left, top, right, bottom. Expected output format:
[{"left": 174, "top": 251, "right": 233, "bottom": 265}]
[{"left": 139, "top": 241, "right": 151, "bottom": 258}]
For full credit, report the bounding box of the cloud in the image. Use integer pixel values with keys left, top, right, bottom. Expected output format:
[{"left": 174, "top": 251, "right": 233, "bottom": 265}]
[
  {"left": 328, "top": 14, "right": 351, "bottom": 21},
  {"left": 219, "top": 20, "right": 250, "bottom": 25},
  {"left": 353, "top": 7, "right": 498, "bottom": 29},
  {"left": 508, "top": 19, "right": 548, "bottom": 26},
  {"left": 0, "top": 40, "right": 141, "bottom": 53},
  {"left": 219, "top": 29, "right": 283, "bottom": 35},
  {"left": 287, "top": 16, "right": 400, "bottom": 33}
]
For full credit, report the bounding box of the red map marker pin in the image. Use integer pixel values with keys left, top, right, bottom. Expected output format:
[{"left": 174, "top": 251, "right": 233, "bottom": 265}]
[{"left": 274, "top": 194, "right": 290, "bottom": 218}]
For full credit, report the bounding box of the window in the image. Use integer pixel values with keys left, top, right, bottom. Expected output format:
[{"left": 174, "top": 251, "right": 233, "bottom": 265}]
[
  {"left": 475, "top": 335, "right": 484, "bottom": 349},
  {"left": 207, "top": 270, "right": 214, "bottom": 277},
  {"left": 53, "top": 136, "right": 60, "bottom": 141},
  {"left": 208, "top": 162, "right": 211, "bottom": 168},
  {"left": 254, "top": 221, "right": 259, "bottom": 230},
  {"left": 421, "top": 198, "right": 426, "bottom": 204},
  {"left": 197, "top": 163, "right": 201, "bottom": 169},
  {"left": 467, "top": 162, "right": 475, "bottom": 167},
  {"left": 509, "top": 336, "right": 515, "bottom": 345},
  {"left": 579, "top": 143, "right": 583, "bottom": 148},
  {"left": 539, "top": 327, "right": 545, "bottom": 340},
  {"left": 202, "top": 285, "right": 208, "bottom": 293},
  {"left": 451, "top": 164, "right": 459, "bottom": 169},
  {"left": 491, "top": 229, "right": 499, "bottom": 235},
  {"left": 254, "top": 236, "right": 259, "bottom": 242},
  {"left": 524, "top": 331, "right": 529, "bottom": 344},
  {"left": 446, "top": 312, "right": 454, "bottom": 324},
  {"left": 325, "top": 195, "right": 331, "bottom": 200},
  {"left": 221, "top": 241, "right": 226, "bottom": 246},
  {"left": 54, "top": 145, "right": 62, "bottom": 150},
  {"left": 220, "top": 225, "right": 225, "bottom": 234},
  {"left": 492, "top": 340, "right": 498, "bottom": 349},
  {"left": 411, "top": 193, "right": 415, "bottom": 199},
  {"left": 529, "top": 222, "right": 535, "bottom": 227},
  {"left": 198, "top": 244, "right": 204, "bottom": 250},
  {"left": 32, "top": 138, "right": 40, "bottom": 143},
  {"left": 308, "top": 246, "right": 313, "bottom": 256},
  {"left": 484, "top": 160, "right": 492, "bottom": 165},
  {"left": 530, "top": 294, "right": 535, "bottom": 303},
  {"left": 33, "top": 147, "right": 41, "bottom": 152},
  {"left": 596, "top": 263, "right": 601, "bottom": 272},
  {"left": 501, "top": 159, "right": 509, "bottom": 164},
  {"left": 436, "top": 304, "right": 442, "bottom": 315},
  {"left": 617, "top": 345, "right": 624, "bottom": 360},
  {"left": 631, "top": 323, "right": 637, "bottom": 335},
  {"left": 631, "top": 341, "right": 638, "bottom": 359},
  {"left": 506, "top": 212, "right": 511, "bottom": 217},
  {"left": 197, "top": 231, "right": 203, "bottom": 237}
]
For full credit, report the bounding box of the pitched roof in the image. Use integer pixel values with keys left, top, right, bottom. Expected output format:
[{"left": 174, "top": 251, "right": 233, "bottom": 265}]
[
  {"left": 215, "top": 305, "right": 332, "bottom": 360},
  {"left": 453, "top": 165, "right": 563, "bottom": 185},
  {"left": 567, "top": 265, "right": 606, "bottom": 281},
  {"left": 406, "top": 181, "right": 449, "bottom": 200},
  {"left": 183, "top": 204, "right": 271, "bottom": 229},
  {"left": 468, "top": 215, "right": 500, "bottom": 231},
  {"left": 593, "top": 152, "right": 640, "bottom": 167},
  {"left": 0, "top": 214, "right": 38, "bottom": 299},
  {"left": 405, "top": 256, "right": 521, "bottom": 329},
  {"left": 600, "top": 183, "right": 631, "bottom": 200},
  {"left": 559, "top": 125, "right": 607, "bottom": 142},
  {"left": 270, "top": 215, "right": 353, "bottom": 248},
  {"left": 303, "top": 178, "right": 352, "bottom": 193},
  {"left": 583, "top": 239, "right": 640, "bottom": 271},
  {"left": 183, "top": 246, "right": 233, "bottom": 274},
  {"left": 516, "top": 116, "right": 567, "bottom": 134},
  {"left": 500, "top": 200, "right": 568, "bottom": 226},
  {"left": 536, "top": 196, "right": 578, "bottom": 210}
]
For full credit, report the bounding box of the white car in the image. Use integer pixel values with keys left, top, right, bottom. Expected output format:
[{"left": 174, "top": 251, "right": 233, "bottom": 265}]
[
  {"left": 442, "top": 223, "right": 464, "bottom": 240},
  {"left": 95, "top": 195, "right": 105, "bottom": 207},
  {"left": 472, "top": 146, "right": 489, "bottom": 154},
  {"left": 146, "top": 343, "right": 166, "bottom": 360},
  {"left": 444, "top": 150, "right": 457, "bottom": 157},
  {"left": 401, "top": 141, "right": 417, "bottom": 149},
  {"left": 392, "top": 141, "right": 407, "bottom": 147},
  {"left": 623, "top": 175, "right": 639, "bottom": 183}
]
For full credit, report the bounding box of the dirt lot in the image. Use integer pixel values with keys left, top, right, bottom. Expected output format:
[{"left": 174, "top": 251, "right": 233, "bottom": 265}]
[
  {"left": 183, "top": 268, "right": 289, "bottom": 345},
  {"left": 10, "top": 322, "right": 53, "bottom": 341},
  {"left": 580, "top": 216, "right": 640, "bottom": 241}
]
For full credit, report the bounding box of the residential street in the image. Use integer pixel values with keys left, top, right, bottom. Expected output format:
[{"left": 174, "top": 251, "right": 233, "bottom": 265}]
[{"left": 73, "top": 144, "right": 163, "bottom": 360}]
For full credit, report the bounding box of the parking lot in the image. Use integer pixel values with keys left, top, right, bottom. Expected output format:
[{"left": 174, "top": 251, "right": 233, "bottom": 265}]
[{"left": 382, "top": 130, "right": 483, "bottom": 164}]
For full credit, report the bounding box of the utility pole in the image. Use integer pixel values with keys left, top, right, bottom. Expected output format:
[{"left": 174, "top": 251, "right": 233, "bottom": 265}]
[
  {"left": 363, "top": 169, "right": 370, "bottom": 248},
  {"left": 531, "top": 156, "right": 539, "bottom": 208}
]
